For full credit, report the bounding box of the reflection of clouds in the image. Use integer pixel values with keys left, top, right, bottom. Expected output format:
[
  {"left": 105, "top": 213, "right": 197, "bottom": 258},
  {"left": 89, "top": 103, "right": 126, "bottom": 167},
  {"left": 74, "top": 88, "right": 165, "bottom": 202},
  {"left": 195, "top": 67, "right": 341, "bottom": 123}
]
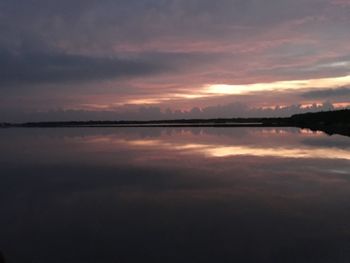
[
  {"left": 66, "top": 128, "right": 350, "bottom": 160},
  {"left": 2, "top": 127, "right": 350, "bottom": 262},
  {"left": 301, "top": 136, "right": 350, "bottom": 150},
  {"left": 82, "top": 128, "right": 350, "bottom": 161},
  {"left": 3, "top": 127, "right": 348, "bottom": 165},
  {"left": 124, "top": 139, "right": 350, "bottom": 160},
  {"left": 328, "top": 169, "right": 350, "bottom": 175},
  {"left": 202, "top": 145, "right": 350, "bottom": 160}
]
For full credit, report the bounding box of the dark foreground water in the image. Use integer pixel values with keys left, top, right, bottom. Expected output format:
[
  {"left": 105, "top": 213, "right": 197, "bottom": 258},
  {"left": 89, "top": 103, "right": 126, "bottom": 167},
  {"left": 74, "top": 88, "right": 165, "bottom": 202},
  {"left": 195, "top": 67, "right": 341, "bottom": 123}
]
[{"left": 0, "top": 127, "right": 350, "bottom": 263}]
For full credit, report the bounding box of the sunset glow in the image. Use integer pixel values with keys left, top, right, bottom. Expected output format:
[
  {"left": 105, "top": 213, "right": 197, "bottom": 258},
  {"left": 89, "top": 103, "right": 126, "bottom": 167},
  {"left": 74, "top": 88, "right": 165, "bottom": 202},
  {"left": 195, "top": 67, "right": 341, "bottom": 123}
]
[
  {"left": 2, "top": 1, "right": 350, "bottom": 262},
  {"left": 1, "top": 0, "right": 350, "bottom": 121},
  {"left": 205, "top": 75, "right": 350, "bottom": 95}
]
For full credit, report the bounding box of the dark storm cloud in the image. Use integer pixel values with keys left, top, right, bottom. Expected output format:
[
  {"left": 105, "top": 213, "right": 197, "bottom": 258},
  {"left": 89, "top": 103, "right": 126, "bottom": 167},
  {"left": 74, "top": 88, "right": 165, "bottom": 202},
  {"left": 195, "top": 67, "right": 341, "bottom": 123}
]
[
  {"left": 302, "top": 87, "right": 350, "bottom": 99},
  {"left": 0, "top": 44, "right": 222, "bottom": 88},
  {"left": 0, "top": 48, "right": 171, "bottom": 86}
]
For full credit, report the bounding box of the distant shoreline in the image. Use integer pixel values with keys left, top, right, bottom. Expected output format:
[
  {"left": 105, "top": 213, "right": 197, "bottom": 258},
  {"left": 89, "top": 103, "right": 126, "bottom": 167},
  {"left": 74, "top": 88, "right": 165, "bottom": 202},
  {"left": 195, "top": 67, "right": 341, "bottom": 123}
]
[{"left": 1, "top": 109, "right": 349, "bottom": 137}]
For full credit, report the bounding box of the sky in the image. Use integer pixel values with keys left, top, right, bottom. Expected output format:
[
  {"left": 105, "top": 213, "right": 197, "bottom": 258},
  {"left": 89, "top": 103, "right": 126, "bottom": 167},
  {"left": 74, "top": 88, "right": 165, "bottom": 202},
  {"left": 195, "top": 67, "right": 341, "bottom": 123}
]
[{"left": 1, "top": 0, "right": 350, "bottom": 121}]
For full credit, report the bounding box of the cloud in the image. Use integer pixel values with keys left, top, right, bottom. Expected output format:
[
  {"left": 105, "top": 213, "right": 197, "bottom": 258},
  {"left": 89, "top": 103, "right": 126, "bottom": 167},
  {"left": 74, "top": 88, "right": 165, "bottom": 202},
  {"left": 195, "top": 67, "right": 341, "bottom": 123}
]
[
  {"left": 0, "top": 37, "right": 220, "bottom": 92},
  {"left": 302, "top": 87, "right": 350, "bottom": 99},
  {"left": 0, "top": 0, "right": 330, "bottom": 56},
  {"left": 331, "top": 0, "right": 350, "bottom": 6},
  {"left": 0, "top": 0, "right": 350, "bottom": 120},
  {"left": 1, "top": 101, "right": 343, "bottom": 123},
  {"left": 0, "top": 48, "right": 171, "bottom": 86}
]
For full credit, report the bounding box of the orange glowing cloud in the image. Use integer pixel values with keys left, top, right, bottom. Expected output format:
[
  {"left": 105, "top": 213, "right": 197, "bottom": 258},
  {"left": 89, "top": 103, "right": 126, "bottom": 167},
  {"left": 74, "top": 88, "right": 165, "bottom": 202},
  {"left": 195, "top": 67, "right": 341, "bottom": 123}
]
[
  {"left": 204, "top": 75, "right": 350, "bottom": 96},
  {"left": 117, "top": 75, "right": 350, "bottom": 107}
]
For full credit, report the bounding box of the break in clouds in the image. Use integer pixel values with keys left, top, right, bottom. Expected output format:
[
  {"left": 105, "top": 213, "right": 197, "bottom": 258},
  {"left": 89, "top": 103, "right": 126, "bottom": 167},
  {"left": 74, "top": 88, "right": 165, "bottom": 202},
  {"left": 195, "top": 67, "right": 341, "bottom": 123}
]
[{"left": 1, "top": 0, "right": 350, "bottom": 121}]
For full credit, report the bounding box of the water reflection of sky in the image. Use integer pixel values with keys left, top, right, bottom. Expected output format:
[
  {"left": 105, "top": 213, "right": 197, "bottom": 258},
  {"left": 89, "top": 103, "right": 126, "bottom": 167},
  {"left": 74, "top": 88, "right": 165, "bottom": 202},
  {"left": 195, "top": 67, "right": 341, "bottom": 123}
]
[
  {"left": 0, "top": 127, "right": 350, "bottom": 262},
  {"left": 73, "top": 127, "right": 350, "bottom": 160}
]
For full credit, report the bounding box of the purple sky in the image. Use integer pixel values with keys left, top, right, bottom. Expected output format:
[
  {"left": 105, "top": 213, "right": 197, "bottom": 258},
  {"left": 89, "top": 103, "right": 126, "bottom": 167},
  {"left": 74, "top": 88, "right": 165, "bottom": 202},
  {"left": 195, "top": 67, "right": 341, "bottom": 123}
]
[{"left": 1, "top": 0, "right": 350, "bottom": 121}]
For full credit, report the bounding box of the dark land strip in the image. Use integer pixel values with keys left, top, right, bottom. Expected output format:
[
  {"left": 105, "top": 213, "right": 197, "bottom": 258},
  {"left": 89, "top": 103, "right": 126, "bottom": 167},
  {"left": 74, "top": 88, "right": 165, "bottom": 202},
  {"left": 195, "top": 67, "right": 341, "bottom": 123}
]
[{"left": 1, "top": 109, "right": 349, "bottom": 137}]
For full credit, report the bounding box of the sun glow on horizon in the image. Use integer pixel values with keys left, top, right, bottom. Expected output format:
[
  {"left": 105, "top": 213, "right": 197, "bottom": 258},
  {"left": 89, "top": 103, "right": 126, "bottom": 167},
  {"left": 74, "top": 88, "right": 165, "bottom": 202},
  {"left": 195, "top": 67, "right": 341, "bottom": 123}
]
[
  {"left": 119, "top": 75, "right": 350, "bottom": 107},
  {"left": 205, "top": 75, "right": 350, "bottom": 95}
]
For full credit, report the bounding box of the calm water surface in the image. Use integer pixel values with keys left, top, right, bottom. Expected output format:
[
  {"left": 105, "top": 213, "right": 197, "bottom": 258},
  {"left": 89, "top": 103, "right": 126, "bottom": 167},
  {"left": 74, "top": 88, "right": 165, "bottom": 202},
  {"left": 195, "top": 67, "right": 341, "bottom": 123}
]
[{"left": 0, "top": 127, "right": 350, "bottom": 262}]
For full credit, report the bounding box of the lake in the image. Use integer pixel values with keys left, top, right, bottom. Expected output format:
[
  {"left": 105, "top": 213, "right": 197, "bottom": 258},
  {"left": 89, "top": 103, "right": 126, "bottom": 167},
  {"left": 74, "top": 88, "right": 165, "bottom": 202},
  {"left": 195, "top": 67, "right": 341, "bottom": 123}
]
[{"left": 0, "top": 127, "right": 350, "bottom": 262}]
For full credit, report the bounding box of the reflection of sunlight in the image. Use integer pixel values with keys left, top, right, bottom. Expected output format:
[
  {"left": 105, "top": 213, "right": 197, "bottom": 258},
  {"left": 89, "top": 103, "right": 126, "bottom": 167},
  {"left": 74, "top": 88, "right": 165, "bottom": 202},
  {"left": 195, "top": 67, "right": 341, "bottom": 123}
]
[
  {"left": 84, "top": 137, "right": 111, "bottom": 143},
  {"left": 204, "top": 146, "right": 350, "bottom": 160},
  {"left": 128, "top": 139, "right": 164, "bottom": 146},
  {"left": 329, "top": 169, "right": 350, "bottom": 175},
  {"left": 175, "top": 143, "right": 209, "bottom": 150},
  {"left": 122, "top": 139, "right": 350, "bottom": 160}
]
